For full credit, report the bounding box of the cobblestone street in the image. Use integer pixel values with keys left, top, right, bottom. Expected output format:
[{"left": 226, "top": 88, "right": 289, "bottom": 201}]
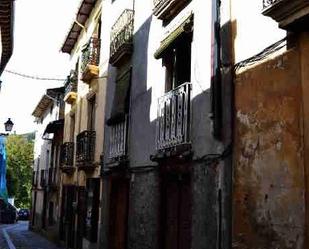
[{"left": 0, "top": 221, "right": 63, "bottom": 249}]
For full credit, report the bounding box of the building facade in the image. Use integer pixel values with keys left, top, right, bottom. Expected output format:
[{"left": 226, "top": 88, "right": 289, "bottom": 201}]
[
  {"left": 232, "top": 0, "right": 309, "bottom": 248},
  {"left": 30, "top": 0, "right": 309, "bottom": 248},
  {"left": 60, "top": 1, "right": 105, "bottom": 249},
  {"left": 30, "top": 87, "right": 65, "bottom": 243},
  {"left": 99, "top": 0, "right": 232, "bottom": 249}
]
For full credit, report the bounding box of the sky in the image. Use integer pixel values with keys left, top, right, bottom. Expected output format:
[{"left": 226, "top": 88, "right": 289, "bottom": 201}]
[{"left": 0, "top": 0, "right": 81, "bottom": 134}]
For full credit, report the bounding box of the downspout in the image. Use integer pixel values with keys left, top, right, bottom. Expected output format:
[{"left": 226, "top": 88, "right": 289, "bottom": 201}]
[{"left": 215, "top": 0, "right": 234, "bottom": 247}]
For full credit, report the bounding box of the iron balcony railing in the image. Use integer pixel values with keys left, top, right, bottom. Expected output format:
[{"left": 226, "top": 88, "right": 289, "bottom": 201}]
[
  {"left": 109, "top": 117, "right": 128, "bottom": 160},
  {"left": 64, "top": 71, "right": 78, "bottom": 97},
  {"left": 156, "top": 82, "right": 192, "bottom": 151},
  {"left": 76, "top": 131, "right": 96, "bottom": 164},
  {"left": 110, "top": 9, "right": 134, "bottom": 60},
  {"left": 81, "top": 37, "right": 101, "bottom": 73},
  {"left": 262, "top": 0, "right": 281, "bottom": 8},
  {"left": 60, "top": 142, "right": 75, "bottom": 167}
]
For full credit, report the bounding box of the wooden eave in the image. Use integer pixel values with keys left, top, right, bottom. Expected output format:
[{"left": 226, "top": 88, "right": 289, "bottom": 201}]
[
  {"left": 32, "top": 95, "right": 53, "bottom": 119},
  {"left": 32, "top": 87, "right": 64, "bottom": 118},
  {"left": 0, "top": 0, "right": 14, "bottom": 76},
  {"left": 61, "top": 0, "right": 98, "bottom": 54}
]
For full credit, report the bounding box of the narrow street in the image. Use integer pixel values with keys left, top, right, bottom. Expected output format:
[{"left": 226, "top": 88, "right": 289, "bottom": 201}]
[{"left": 0, "top": 221, "right": 63, "bottom": 249}]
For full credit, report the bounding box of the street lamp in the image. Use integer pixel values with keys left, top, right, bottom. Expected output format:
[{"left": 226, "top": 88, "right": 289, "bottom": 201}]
[{"left": 4, "top": 118, "right": 14, "bottom": 133}]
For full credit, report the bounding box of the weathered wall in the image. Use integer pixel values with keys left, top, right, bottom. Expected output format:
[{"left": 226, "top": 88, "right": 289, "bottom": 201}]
[{"left": 233, "top": 49, "right": 305, "bottom": 249}]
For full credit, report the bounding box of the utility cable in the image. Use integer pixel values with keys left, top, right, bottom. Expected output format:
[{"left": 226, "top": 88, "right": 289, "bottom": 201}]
[{"left": 3, "top": 69, "right": 108, "bottom": 81}]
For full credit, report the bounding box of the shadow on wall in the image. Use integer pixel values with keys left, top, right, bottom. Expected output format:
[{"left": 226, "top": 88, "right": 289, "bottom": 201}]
[{"left": 129, "top": 15, "right": 155, "bottom": 165}]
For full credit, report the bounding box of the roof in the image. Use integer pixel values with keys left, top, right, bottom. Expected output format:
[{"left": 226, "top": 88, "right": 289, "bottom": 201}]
[
  {"left": 0, "top": 0, "right": 14, "bottom": 76},
  {"left": 43, "top": 119, "right": 64, "bottom": 135},
  {"left": 61, "top": 0, "right": 98, "bottom": 54},
  {"left": 32, "top": 95, "right": 53, "bottom": 119},
  {"left": 32, "top": 87, "right": 65, "bottom": 118}
]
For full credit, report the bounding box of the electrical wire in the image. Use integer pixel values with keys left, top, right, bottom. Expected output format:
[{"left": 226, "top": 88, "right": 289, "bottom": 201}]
[
  {"left": 3, "top": 69, "right": 109, "bottom": 81},
  {"left": 4, "top": 69, "right": 66, "bottom": 81},
  {"left": 234, "top": 37, "right": 287, "bottom": 71}
]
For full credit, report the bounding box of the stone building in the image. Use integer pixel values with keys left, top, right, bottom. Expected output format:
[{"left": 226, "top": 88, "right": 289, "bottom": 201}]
[
  {"left": 231, "top": 0, "right": 309, "bottom": 248},
  {"left": 30, "top": 0, "right": 309, "bottom": 248},
  {"left": 30, "top": 87, "right": 65, "bottom": 242},
  {"left": 99, "top": 0, "right": 232, "bottom": 248},
  {"left": 59, "top": 0, "right": 105, "bottom": 248}
]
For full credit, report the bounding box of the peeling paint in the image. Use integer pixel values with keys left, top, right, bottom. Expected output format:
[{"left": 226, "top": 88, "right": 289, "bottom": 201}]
[{"left": 233, "top": 49, "right": 305, "bottom": 249}]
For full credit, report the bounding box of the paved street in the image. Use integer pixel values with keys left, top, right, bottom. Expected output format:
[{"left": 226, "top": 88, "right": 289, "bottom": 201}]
[{"left": 0, "top": 221, "right": 63, "bottom": 249}]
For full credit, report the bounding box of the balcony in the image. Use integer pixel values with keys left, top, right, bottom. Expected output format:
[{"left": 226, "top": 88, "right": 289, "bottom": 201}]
[
  {"left": 262, "top": 0, "right": 309, "bottom": 30},
  {"left": 155, "top": 82, "right": 192, "bottom": 156},
  {"left": 76, "top": 131, "right": 96, "bottom": 170},
  {"left": 110, "top": 9, "right": 134, "bottom": 67},
  {"left": 81, "top": 37, "right": 100, "bottom": 83},
  {"left": 108, "top": 117, "right": 128, "bottom": 164},
  {"left": 60, "top": 142, "right": 75, "bottom": 174},
  {"left": 64, "top": 71, "right": 78, "bottom": 104},
  {"left": 153, "top": 0, "right": 191, "bottom": 20}
]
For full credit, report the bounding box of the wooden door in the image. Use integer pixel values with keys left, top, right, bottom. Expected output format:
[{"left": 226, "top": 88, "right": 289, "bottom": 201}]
[
  {"left": 109, "top": 178, "right": 129, "bottom": 249},
  {"left": 161, "top": 173, "right": 192, "bottom": 249},
  {"left": 76, "top": 186, "right": 87, "bottom": 249},
  {"left": 64, "top": 185, "right": 76, "bottom": 249},
  {"left": 85, "top": 178, "right": 100, "bottom": 243},
  {"left": 59, "top": 186, "right": 66, "bottom": 241},
  {"left": 42, "top": 191, "right": 47, "bottom": 229}
]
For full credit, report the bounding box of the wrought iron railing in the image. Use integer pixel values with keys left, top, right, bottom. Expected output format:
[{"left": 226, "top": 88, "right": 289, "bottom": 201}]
[
  {"left": 109, "top": 117, "right": 128, "bottom": 160},
  {"left": 64, "top": 71, "right": 78, "bottom": 97},
  {"left": 263, "top": 0, "right": 281, "bottom": 8},
  {"left": 81, "top": 37, "right": 101, "bottom": 73},
  {"left": 40, "top": 169, "right": 46, "bottom": 187},
  {"left": 156, "top": 82, "right": 191, "bottom": 151},
  {"left": 110, "top": 9, "right": 134, "bottom": 59},
  {"left": 76, "top": 131, "right": 96, "bottom": 163},
  {"left": 60, "top": 142, "right": 75, "bottom": 167}
]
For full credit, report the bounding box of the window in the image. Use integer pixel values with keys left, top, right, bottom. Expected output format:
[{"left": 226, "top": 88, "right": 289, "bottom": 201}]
[
  {"left": 48, "top": 201, "right": 54, "bottom": 226},
  {"left": 107, "top": 67, "right": 131, "bottom": 125},
  {"left": 88, "top": 96, "right": 96, "bottom": 131},
  {"left": 70, "top": 114, "right": 75, "bottom": 142},
  {"left": 163, "top": 33, "right": 192, "bottom": 92}
]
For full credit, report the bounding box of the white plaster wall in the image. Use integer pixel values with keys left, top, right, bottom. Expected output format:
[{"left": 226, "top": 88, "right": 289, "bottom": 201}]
[
  {"left": 231, "top": 0, "right": 286, "bottom": 63},
  {"left": 33, "top": 99, "right": 61, "bottom": 172}
]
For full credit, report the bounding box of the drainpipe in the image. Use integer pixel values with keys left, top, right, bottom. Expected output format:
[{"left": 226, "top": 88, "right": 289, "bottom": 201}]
[{"left": 216, "top": 0, "right": 234, "bottom": 248}]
